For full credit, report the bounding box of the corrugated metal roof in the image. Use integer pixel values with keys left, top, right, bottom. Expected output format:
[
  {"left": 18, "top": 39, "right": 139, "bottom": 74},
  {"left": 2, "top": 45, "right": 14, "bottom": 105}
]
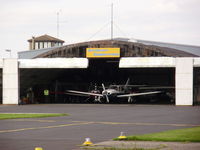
[
  {"left": 114, "top": 38, "right": 200, "bottom": 56},
  {"left": 19, "top": 38, "right": 200, "bottom": 59},
  {"left": 18, "top": 46, "right": 61, "bottom": 59},
  {"left": 136, "top": 39, "right": 200, "bottom": 56}
]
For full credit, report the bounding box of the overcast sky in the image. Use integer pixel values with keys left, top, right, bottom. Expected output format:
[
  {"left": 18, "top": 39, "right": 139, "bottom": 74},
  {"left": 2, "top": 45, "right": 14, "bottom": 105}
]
[{"left": 0, "top": 0, "right": 200, "bottom": 58}]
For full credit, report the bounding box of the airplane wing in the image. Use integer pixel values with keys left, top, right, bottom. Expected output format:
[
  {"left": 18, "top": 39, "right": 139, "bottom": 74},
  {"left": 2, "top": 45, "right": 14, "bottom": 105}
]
[
  {"left": 125, "top": 85, "right": 148, "bottom": 87},
  {"left": 110, "top": 84, "right": 147, "bottom": 87},
  {"left": 117, "top": 91, "right": 162, "bottom": 98},
  {"left": 65, "top": 92, "right": 89, "bottom": 97},
  {"left": 66, "top": 90, "right": 103, "bottom": 97},
  {"left": 139, "top": 86, "right": 174, "bottom": 90}
]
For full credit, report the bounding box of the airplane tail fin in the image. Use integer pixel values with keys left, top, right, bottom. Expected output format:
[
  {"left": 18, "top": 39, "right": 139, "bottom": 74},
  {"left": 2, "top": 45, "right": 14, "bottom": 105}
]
[{"left": 124, "top": 78, "right": 130, "bottom": 91}]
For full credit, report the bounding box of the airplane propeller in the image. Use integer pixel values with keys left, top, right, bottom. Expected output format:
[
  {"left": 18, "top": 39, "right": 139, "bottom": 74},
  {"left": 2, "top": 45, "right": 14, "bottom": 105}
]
[{"left": 102, "top": 83, "right": 110, "bottom": 103}]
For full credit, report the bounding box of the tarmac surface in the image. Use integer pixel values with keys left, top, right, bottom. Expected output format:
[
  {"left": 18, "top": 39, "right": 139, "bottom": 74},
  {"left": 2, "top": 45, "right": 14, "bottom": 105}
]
[
  {"left": 92, "top": 141, "right": 200, "bottom": 150},
  {"left": 0, "top": 104, "right": 200, "bottom": 150}
]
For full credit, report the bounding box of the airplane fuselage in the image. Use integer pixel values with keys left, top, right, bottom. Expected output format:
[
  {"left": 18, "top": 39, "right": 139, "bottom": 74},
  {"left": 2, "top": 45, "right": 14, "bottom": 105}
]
[{"left": 102, "top": 89, "right": 125, "bottom": 98}]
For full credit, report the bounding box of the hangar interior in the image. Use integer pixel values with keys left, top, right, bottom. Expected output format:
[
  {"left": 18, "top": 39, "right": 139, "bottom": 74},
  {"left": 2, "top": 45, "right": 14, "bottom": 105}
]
[
  {"left": 0, "top": 69, "right": 2, "bottom": 104},
  {"left": 20, "top": 58, "right": 175, "bottom": 104},
  {"left": 194, "top": 67, "right": 200, "bottom": 104}
]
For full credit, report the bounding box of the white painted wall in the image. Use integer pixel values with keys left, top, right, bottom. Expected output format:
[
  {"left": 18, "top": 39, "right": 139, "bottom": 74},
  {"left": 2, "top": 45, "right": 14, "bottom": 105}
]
[
  {"left": 3, "top": 59, "right": 19, "bottom": 104},
  {"left": 119, "top": 57, "right": 175, "bottom": 68},
  {"left": 175, "top": 58, "right": 193, "bottom": 105},
  {"left": 19, "top": 58, "right": 89, "bottom": 68},
  {"left": 193, "top": 57, "right": 200, "bottom": 67}
]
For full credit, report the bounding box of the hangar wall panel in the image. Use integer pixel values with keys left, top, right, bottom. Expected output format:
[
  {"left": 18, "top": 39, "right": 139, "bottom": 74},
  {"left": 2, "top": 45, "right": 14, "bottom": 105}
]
[
  {"left": 119, "top": 57, "right": 175, "bottom": 68},
  {"left": 19, "top": 58, "right": 88, "bottom": 68},
  {"left": 175, "top": 58, "right": 193, "bottom": 105},
  {"left": 0, "top": 59, "right": 2, "bottom": 103},
  {"left": 193, "top": 58, "right": 200, "bottom": 67},
  {"left": 0, "top": 59, "right": 3, "bottom": 68},
  {"left": 3, "top": 59, "right": 19, "bottom": 104}
]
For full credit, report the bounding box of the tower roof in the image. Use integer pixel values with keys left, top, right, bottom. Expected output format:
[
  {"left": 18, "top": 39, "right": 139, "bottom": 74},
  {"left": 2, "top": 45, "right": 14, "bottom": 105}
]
[{"left": 28, "top": 34, "right": 65, "bottom": 43}]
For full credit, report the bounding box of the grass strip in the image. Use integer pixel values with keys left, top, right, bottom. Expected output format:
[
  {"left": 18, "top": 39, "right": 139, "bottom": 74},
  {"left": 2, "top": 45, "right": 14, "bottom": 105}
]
[
  {"left": 0, "top": 113, "right": 68, "bottom": 120},
  {"left": 115, "top": 127, "right": 200, "bottom": 142}
]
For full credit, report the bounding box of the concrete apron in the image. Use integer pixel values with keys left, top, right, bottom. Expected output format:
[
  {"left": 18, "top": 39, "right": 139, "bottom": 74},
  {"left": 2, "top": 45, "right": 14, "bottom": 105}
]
[{"left": 80, "top": 141, "right": 200, "bottom": 150}]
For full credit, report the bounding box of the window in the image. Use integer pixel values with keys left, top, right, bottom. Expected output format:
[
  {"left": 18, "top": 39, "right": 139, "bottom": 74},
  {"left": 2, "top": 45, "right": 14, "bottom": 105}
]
[
  {"left": 55, "top": 42, "right": 58, "bottom": 46},
  {"left": 39, "top": 42, "right": 43, "bottom": 49},
  {"left": 44, "top": 42, "right": 48, "bottom": 48},
  {"left": 35, "top": 42, "right": 39, "bottom": 49},
  {"left": 48, "top": 42, "right": 51, "bottom": 48}
]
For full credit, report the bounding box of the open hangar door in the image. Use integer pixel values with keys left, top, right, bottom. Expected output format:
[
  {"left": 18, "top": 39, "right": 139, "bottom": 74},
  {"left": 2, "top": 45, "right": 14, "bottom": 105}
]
[
  {"left": 19, "top": 68, "right": 90, "bottom": 104},
  {"left": 194, "top": 67, "right": 200, "bottom": 105},
  {"left": 19, "top": 59, "right": 175, "bottom": 104},
  {"left": 66, "top": 58, "right": 175, "bottom": 104},
  {"left": 118, "top": 68, "right": 175, "bottom": 104},
  {"left": 0, "top": 69, "right": 2, "bottom": 104},
  {"left": 19, "top": 58, "right": 121, "bottom": 104}
]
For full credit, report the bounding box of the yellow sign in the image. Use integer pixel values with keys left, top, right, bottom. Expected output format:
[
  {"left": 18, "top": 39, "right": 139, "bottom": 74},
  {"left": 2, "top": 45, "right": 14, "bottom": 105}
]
[{"left": 86, "top": 48, "right": 120, "bottom": 58}]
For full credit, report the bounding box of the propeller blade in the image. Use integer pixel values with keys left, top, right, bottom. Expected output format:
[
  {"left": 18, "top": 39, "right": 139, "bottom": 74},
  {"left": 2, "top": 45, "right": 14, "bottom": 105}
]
[
  {"left": 102, "top": 83, "right": 106, "bottom": 91},
  {"left": 102, "top": 83, "right": 109, "bottom": 103},
  {"left": 105, "top": 95, "right": 109, "bottom": 103}
]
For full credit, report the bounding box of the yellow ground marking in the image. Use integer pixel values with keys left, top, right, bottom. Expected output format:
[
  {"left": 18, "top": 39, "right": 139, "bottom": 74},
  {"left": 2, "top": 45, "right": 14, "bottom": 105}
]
[
  {"left": 10, "top": 119, "right": 56, "bottom": 123},
  {"left": 72, "top": 121, "right": 86, "bottom": 123},
  {"left": 0, "top": 122, "right": 94, "bottom": 134},
  {"left": 1, "top": 120, "right": 199, "bottom": 134},
  {"left": 98, "top": 122, "right": 200, "bottom": 127},
  {"left": 72, "top": 121, "right": 200, "bottom": 127}
]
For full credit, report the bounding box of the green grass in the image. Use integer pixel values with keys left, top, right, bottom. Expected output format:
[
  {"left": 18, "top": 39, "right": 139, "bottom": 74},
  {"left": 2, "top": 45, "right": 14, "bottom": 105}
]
[
  {"left": 115, "top": 127, "right": 200, "bottom": 142},
  {"left": 0, "top": 113, "right": 68, "bottom": 120}
]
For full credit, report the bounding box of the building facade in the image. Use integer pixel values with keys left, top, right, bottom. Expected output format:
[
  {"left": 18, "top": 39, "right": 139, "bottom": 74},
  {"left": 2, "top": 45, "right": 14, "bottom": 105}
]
[
  {"left": 28, "top": 34, "right": 65, "bottom": 50},
  {"left": 0, "top": 38, "right": 197, "bottom": 105}
]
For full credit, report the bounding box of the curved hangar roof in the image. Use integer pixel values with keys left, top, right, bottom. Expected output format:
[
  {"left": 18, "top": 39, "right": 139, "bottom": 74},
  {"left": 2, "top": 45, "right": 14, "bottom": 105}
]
[{"left": 19, "top": 39, "right": 198, "bottom": 59}]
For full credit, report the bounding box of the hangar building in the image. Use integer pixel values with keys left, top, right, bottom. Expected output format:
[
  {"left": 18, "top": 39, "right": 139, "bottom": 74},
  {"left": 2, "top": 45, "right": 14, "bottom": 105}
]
[{"left": 1, "top": 37, "right": 200, "bottom": 105}]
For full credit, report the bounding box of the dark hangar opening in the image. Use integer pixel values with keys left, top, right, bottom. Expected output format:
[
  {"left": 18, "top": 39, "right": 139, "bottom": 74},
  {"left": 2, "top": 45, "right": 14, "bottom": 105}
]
[
  {"left": 19, "top": 59, "right": 175, "bottom": 104},
  {"left": 0, "top": 69, "right": 2, "bottom": 104},
  {"left": 87, "top": 58, "right": 120, "bottom": 84},
  {"left": 194, "top": 67, "right": 200, "bottom": 105}
]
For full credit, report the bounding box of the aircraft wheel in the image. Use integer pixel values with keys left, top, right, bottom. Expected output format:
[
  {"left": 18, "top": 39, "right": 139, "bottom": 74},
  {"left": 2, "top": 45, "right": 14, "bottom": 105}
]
[
  {"left": 100, "top": 99, "right": 107, "bottom": 104},
  {"left": 128, "top": 97, "right": 136, "bottom": 103}
]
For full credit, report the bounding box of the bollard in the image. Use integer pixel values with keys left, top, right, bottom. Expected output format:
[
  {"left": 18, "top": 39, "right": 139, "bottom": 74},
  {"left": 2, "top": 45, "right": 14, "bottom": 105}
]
[
  {"left": 118, "top": 132, "right": 127, "bottom": 140},
  {"left": 35, "top": 147, "right": 43, "bottom": 150},
  {"left": 82, "top": 138, "right": 93, "bottom": 146}
]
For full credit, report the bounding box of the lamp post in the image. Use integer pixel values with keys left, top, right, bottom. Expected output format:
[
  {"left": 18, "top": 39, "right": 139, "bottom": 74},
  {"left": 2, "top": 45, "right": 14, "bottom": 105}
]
[{"left": 5, "top": 49, "right": 11, "bottom": 58}]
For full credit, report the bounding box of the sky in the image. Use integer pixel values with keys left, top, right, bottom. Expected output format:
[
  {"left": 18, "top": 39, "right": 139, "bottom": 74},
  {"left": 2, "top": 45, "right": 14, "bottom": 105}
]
[{"left": 0, "top": 0, "right": 200, "bottom": 58}]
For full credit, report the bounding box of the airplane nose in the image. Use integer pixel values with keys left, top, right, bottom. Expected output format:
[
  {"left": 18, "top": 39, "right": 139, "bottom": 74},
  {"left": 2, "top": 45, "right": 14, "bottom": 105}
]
[
  {"left": 103, "top": 91, "right": 111, "bottom": 95},
  {"left": 102, "top": 91, "right": 107, "bottom": 95}
]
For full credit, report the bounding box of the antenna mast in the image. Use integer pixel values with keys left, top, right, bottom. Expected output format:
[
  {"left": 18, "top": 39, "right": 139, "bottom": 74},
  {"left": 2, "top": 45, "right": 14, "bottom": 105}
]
[
  {"left": 57, "top": 12, "right": 59, "bottom": 38},
  {"left": 111, "top": 3, "right": 113, "bottom": 40}
]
